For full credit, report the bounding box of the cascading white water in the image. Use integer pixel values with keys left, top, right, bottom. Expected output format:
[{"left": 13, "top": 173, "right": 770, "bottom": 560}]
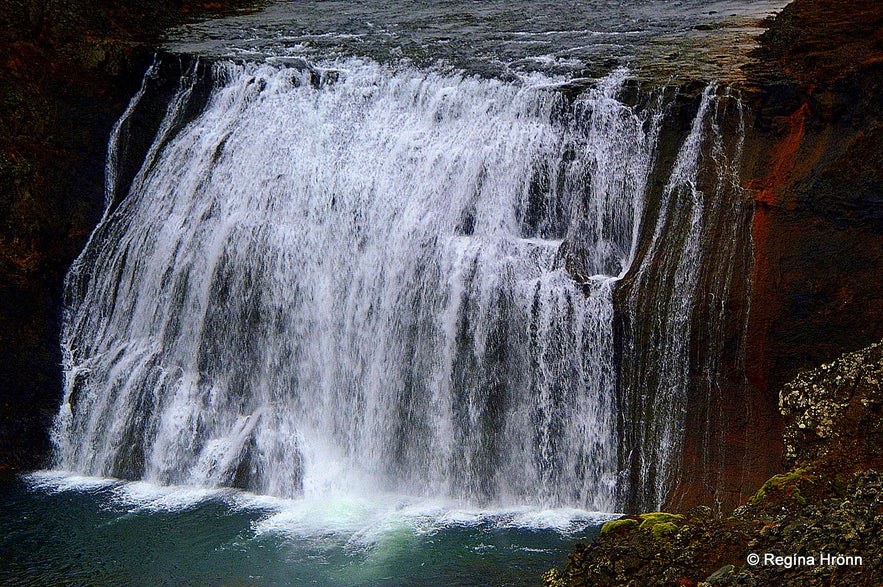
[
  {"left": 620, "top": 84, "right": 749, "bottom": 509},
  {"left": 52, "top": 60, "right": 663, "bottom": 511}
]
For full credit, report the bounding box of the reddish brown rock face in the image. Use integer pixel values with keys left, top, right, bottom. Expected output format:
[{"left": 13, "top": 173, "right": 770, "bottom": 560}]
[
  {"left": 746, "top": 65, "right": 883, "bottom": 399},
  {"left": 666, "top": 0, "right": 883, "bottom": 512},
  {"left": 745, "top": 0, "right": 883, "bottom": 397}
]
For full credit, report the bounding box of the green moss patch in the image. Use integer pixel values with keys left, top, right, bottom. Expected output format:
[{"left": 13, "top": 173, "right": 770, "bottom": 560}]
[
  {"left": 600, "top": 517, "right": 639, "bottom": 535},
  {"left": 748, "top": 469, "right": 813, "bottom": 507},
  {"left": 649, "top": 521, "right": 679, "bottom": 539},
  {"left": 638, "top": 512, "right": 683, "bottom": 527}
]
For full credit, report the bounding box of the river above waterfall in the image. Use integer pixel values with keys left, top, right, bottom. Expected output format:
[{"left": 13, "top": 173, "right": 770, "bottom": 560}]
[{"left": 164, "top": 0, "right": 788, "bottom": 80}]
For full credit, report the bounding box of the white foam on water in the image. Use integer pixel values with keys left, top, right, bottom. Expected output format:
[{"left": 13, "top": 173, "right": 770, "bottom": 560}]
[
  {"left": 26, "top": 470, "right": 120, "bottom": 493},
  {"left": 111, "top": 480, "right": 228, "bottom": 511},
  {"left": 253, "top": 494, "right": 617, "bottom": 548},
  {"left": 27, "top": 471, "right": 615, "bottom": 549}
]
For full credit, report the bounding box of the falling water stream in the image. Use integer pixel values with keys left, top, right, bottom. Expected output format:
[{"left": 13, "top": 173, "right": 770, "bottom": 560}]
[{"left": 54, "top": 61, "right": 658, "bottom": 512}]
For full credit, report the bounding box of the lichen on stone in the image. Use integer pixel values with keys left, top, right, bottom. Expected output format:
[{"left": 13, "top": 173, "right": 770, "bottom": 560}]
[{"left": 542, "top": 568, "right": 566, "bottom": 587}]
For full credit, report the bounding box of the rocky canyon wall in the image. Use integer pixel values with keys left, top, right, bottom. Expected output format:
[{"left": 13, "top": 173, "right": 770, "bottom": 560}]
[
  {"left": 743, "top": 0, "right": 883, "bottom": 453},
  {"left": 634, "top": 0, "right": 883, "bottom": 513},
  {"left": 699, "top": 0, "right": 881, "bottom": 509}
]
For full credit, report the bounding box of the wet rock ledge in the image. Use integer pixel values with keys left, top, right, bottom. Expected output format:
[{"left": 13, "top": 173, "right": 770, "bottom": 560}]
[
  {"left": 0, "top": 0, "right": 261, "bottom": 469},
  {"left": 544, "top": 341, "right": 883, "bottom": 587}
]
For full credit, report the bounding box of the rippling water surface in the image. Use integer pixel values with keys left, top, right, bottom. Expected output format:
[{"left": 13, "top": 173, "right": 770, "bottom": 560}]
[{"left": 166, "top": 0, "right": 788, "bottom": 79}]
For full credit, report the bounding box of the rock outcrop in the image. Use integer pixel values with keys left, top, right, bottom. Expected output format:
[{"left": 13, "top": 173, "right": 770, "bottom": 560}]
[
  {"left": 744, "top": 0, "right": 883, "bottom": 469},
  {"left": 546, "top": 341, "right": 883, "bottom": 587},
  {"left": 779, "top": 342, "right": 883, "bottom": 472}
]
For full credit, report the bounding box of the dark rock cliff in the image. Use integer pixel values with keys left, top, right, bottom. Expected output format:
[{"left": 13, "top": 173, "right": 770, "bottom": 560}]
[
  {"left": 546, "top": 340, "right": 883, "bottom": 587},
  {"left": 743, "top": 0, "right": 883, "bottom": 464},
  {"left": 612, "top": 85, "right": 760, "bottom": 513},
  {"left": 0, "top": 0, "right": 260, "bottom": 469}
]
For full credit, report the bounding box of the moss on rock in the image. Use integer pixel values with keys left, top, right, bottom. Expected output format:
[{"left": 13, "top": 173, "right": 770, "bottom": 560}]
[
  {"left": 637, "top": 512, "right": 684, "bottom": 532},
  {"left": 747, "top": 469, "right": 813, "bottom": 507},
  {"left": 649, "top": 521, "right": 679, "bottom": 539},
  {"left": 601, "top": 517, "right": 639, "bottom": 535}
]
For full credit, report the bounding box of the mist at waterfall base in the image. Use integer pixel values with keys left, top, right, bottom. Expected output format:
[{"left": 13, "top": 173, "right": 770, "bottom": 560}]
[{"left": 2, "top": 1, "right": 771, "bottom": 585}]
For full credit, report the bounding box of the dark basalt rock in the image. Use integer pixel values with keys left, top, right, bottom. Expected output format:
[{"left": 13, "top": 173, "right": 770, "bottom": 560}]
[
  {"left": 0, "top": 0, "right": 262, "bottom": 470},
  {"left": 741, "top": 0, "right": 883, "bottom": 407}
]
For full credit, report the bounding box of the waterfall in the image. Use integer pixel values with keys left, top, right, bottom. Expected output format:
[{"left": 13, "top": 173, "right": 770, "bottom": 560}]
[
  {"left": 51, "top": 57, "right": 746, "bottom": 512},
  {"left": 617, "top": 85, "right": 751, "bottom": 510}
]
